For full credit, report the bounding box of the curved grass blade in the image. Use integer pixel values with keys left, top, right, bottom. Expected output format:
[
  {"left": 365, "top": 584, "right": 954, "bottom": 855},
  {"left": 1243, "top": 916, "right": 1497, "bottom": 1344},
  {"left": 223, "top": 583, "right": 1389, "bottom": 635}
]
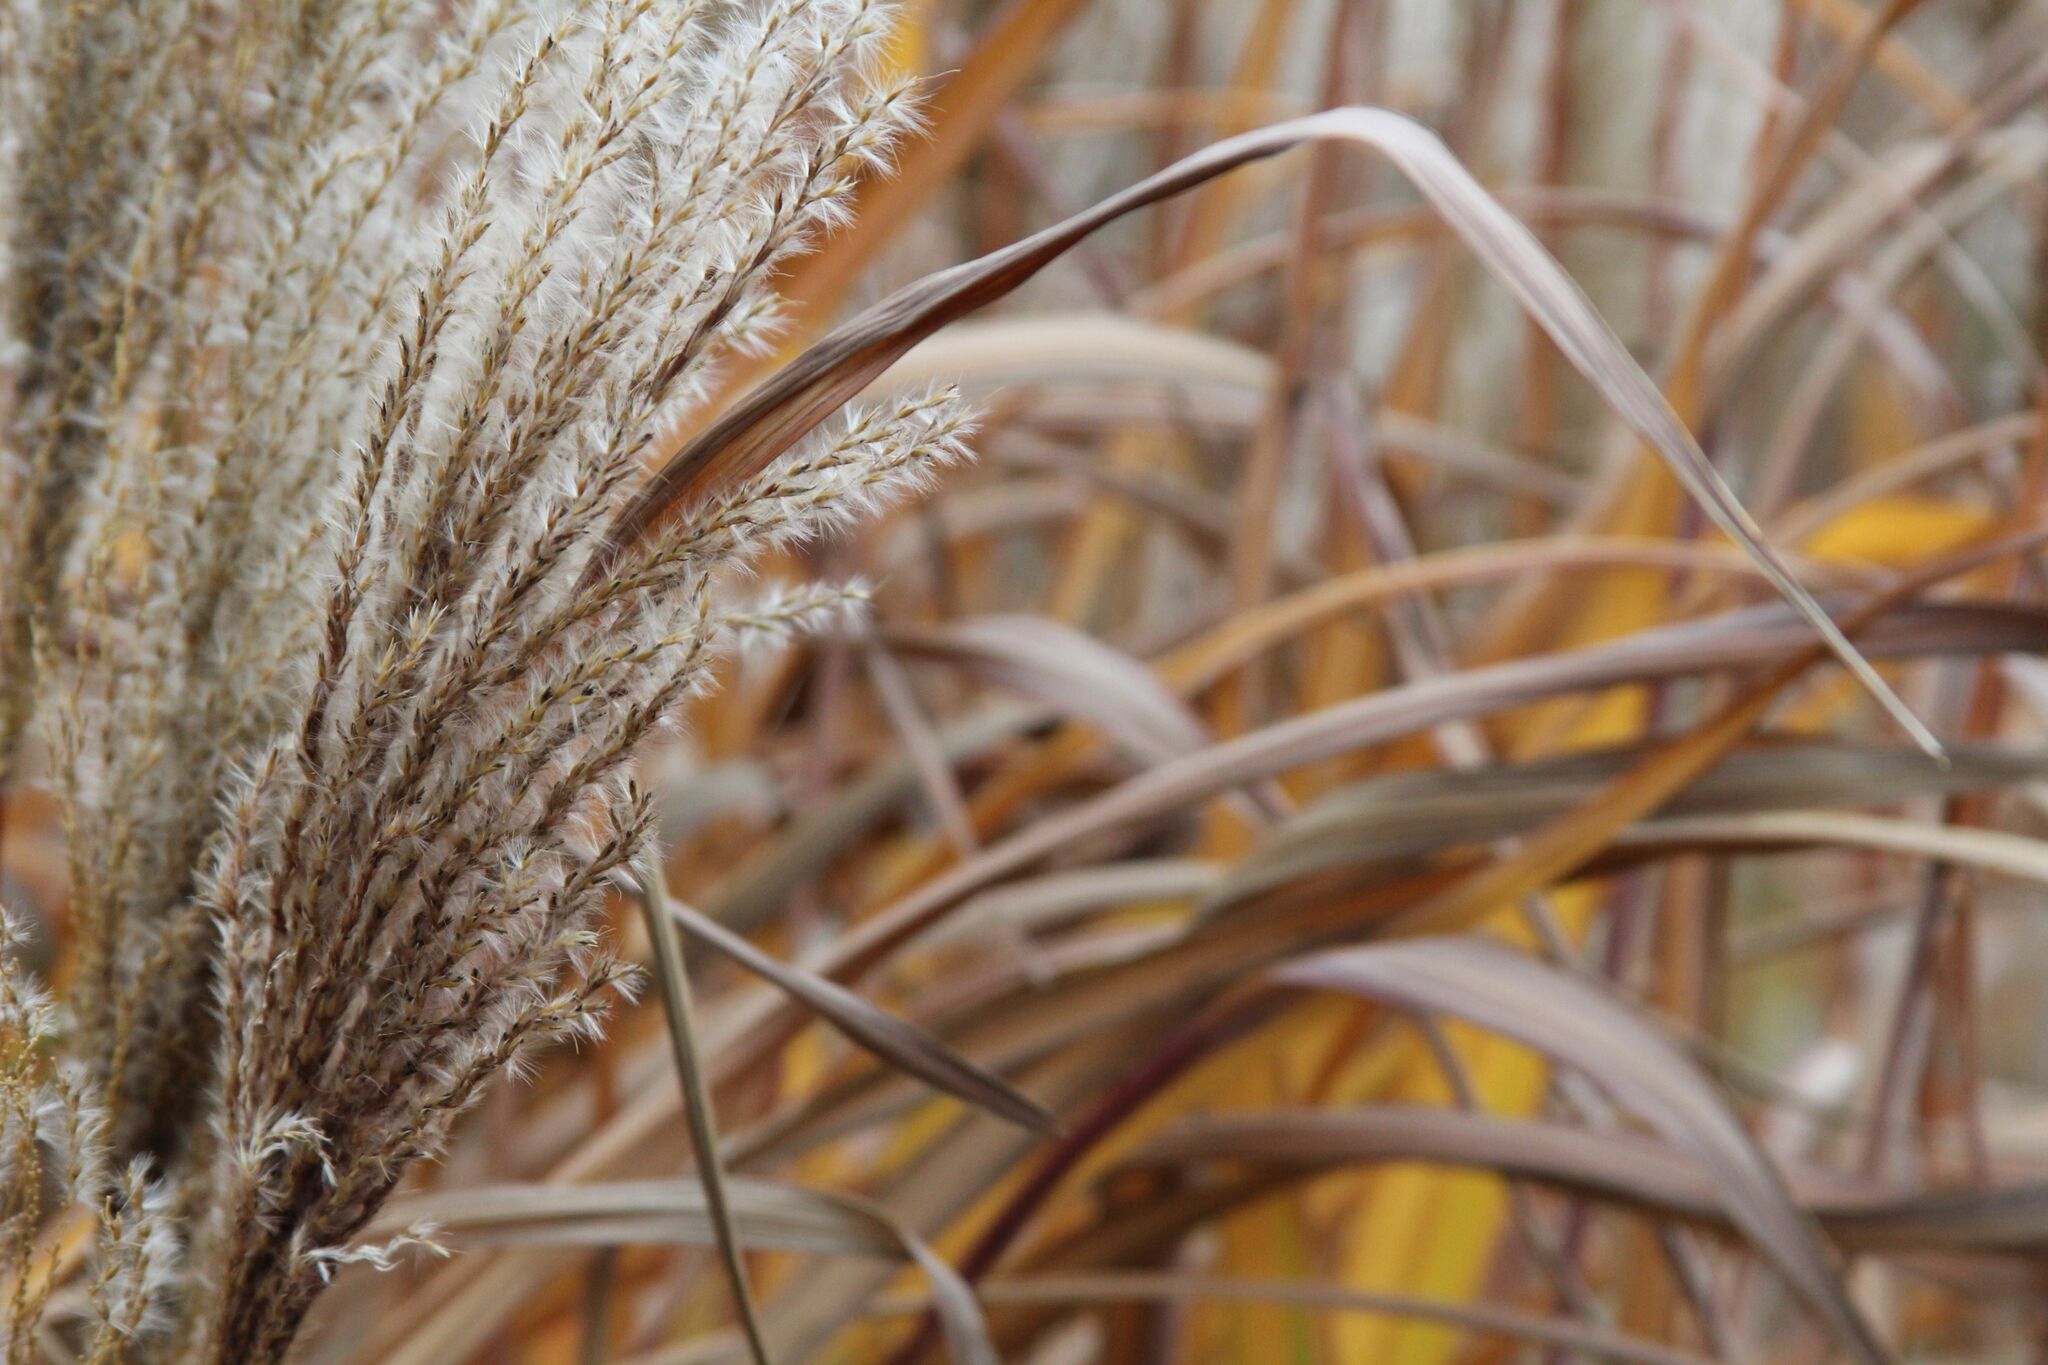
[
  {"left": 1618, "top": 810, "right": 2048, "bottom": 885},
  {"left": 1138, "top": 1104, "right": 2048, "bottom": 1256},
  {"left": 1272, "top": 937, "right": 1888, "bottom": 1365},
  {"left": 810, "top": 601, "right": 2048, "bottom": 988},
  {"left": 636, "top": 857, "right": 772, "bottom": 1365},
  {"left": 703, "top": 706, "right": 1037, "bottom": 934},
  {"left": 369, "top": 1177, "right": 998, "bottom": 1365},
  {"left": 594, "top": 106, "right": 1937, "bottom": 756},
  {"left": 883, "top": 614, "right": 1289, "bottom": 824},
  {"left": 668, "top": 896, "right": 1057, "bottom": 1135},
  {"left": 1211, "top": 741, "right": 2048, "bottom": 913},
  {"left": 886, "top": 615, "right": 1214, "bottom": 767},
  {"left": 877, "top": 1272, "right": 1715, "bottom": 1365}
]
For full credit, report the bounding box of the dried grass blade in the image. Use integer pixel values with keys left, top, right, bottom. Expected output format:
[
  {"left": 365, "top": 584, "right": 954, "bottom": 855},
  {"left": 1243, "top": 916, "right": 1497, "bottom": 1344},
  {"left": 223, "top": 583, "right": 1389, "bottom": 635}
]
[
  {"left": 884, "top": 616, "right": 1237, "bottom": 780},
  {"left": 668, "top": 896, "right": 1057, "bottom": 1134},
  {"left": 941, "top": 1272, "right": 1716, "bottom": 1365},
  {"left": 1620, "top": 810, "right": 2048, "bottom": 885},
  {"left": 372, "top": 1180, "right": 1000, "bottom": 1361},
  {"left": 1273, "top": 938, "right": 1887, "bottom": 1365},
  {"left": 1141, "top": 1106, "right": 1737, "bottom": 1224},
  {"left": 595, "top": 106, "right": 1935, "bottom": 756},
  {"left": 1211, "top": 741, "right": 2048, "bottom": 912},
  {"left": 371, "top": 1178, "right": 897, "bottom": 1255},
  {"left": 925, "top": 859, "right": 1222, "bottom": 948},
  {"left": 864, "top": 643, "right": 980, "bottom": 855},
  {"left": 874, "top": 313, "right": 1268, "bottom": 396},
  {"left": 1161, "top": 536, "right": 1864, "bottom": 694},
  {"left": 637, "top": 858, "right": 773, "bottom": 1365},
  {"left": 1137, "top": 1104, "right": 2048, "bottom": 1255},
  {"left": 763, "top": 0, "right": 1095, "bottom": 330},
  {"left": 703, "top": 707, "right": 1036, "bottom": 935},
  {"left": 810, "top": 602, "right": 2046, "bottom": 988}
]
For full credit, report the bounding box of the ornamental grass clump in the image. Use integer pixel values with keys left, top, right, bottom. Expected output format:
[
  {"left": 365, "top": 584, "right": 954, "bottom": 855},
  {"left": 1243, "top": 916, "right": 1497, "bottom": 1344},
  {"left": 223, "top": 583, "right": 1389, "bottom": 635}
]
[
  {"left": 20, "top": 2, "right": 2048, "bottom": 1363},
  {"left": 0, "top": 1, "right": 964, "bottom": 1358}
]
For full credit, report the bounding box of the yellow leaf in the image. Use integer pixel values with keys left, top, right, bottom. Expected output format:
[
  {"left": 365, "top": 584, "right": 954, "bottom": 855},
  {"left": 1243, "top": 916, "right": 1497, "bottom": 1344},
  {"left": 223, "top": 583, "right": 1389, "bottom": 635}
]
[{"left": 1800, "top": 495, "right": 1990, "bottom": 568}]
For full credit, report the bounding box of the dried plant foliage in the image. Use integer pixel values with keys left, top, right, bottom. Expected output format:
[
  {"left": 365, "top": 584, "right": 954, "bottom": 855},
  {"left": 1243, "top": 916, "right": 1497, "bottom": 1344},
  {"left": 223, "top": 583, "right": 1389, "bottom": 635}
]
[
  {"left": 1, "top": 0, "right": 970, "bottom": 1359},
  {"left": 10, "top": 1, "right": 2048, "bottom": 1364}
]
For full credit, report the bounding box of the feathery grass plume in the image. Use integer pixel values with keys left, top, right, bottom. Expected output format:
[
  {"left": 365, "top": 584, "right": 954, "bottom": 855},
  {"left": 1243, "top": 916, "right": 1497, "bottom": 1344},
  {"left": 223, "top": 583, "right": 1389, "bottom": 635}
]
[
  {"left": 2, "top": 0, "right": 964, "bottom": 1358},
  {"left": 0, "top": 908, "right": 175, "bottom": 1359}
]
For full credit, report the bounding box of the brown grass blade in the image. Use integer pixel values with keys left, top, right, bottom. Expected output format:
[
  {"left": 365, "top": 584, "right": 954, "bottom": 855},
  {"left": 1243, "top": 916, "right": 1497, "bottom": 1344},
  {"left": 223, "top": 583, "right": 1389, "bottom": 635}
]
[
  {"left": 1138, "top": 1104, "right": 2048, "bottom": 1256},
  {"left": 759, "top": 0, "right": 1096, "bottom": 333},
  {"left": 668, "top": 896, "right": 1057, "bottom": 1134},
  {"left": 372, "top": 1178, "right": 899, "bottom": 1255},
  {"left": 885, "top": 615, "right": 1215, "bottom": 767},
  {"left": 590, "top": 106, "right": 1936, "bottom": 757},
  {"left": 1272, "top": 938, "right": 1887, "bottom": 1365},
  {"left": 1210, "top": 741, "right": 2048, "bottom": 912},
  {"left": 921, "top": 860, "right": 1220, "bottom": 949},
  {"left": 805, "top": 601, "right": 2048, "bottom": 989},
  {"left": 702, "top": 707, "right": 1036, "bottom": 934},
  {"left": 1616, "top": 810, "right": 2048, "bottom": 885},
  {"left": 371, "top": 1178, "right": 997, "bottom": 1365},
  {"left": 881, "top": 1272, "right": 1716, "bottom": 1365},
  {"left": 863, "top": 643, "right": 980, "bottom": 855},
  {"left": 636, "top": 858, "right": 772, "bottom": 1365},
  {"left": 1161, "top": 535, "right": 1867, "bottom": 694}
]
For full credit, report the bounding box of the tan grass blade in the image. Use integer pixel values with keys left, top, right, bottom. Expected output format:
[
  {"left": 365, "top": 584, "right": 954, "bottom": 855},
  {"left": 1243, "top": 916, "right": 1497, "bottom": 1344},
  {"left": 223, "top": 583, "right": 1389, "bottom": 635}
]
[
  {"left": 1138, "top": 1104, "right": 2048, "bottom": 1255},
  {"left": 702, "top": 707, "right": 1036, "bottom": 934},
  {"left": 594, "top": 106, "right": 1938, "bottom": 756},
  {"left": 1273, "top": 938, "right": 1886, "bottom": 1365},
  {"left": 879, "top": 615, "right": 1284, "bottom": 831},
  {"left": 668, "top": 896, "right": 1056, "bottom": 1134},
  {"left": 760, "top": 0, "right": 1095, "bottom": 332},
  {"left": 880, "top": 1272, "right": 1715, "bottom": 1365},
  {"left": 370, "top": 1177, "right": 998, "bottom": 1364},
  {"left": 1210, "top": 741, "right": 2048, "bottom": 912},
  {"left": 1617, "top": 810, "right": 2048, "bottom": 885},
  {"left": 1162, "top": 536, "right": 1866, "bottom": 694},
  {"left": 920, "top": 860, "right": 1221, "bottom": 949},
  {"left": 636, "top": 858, "right": 772, "bottom": 1365},
  {"left": 885, "top": 615, "right": 1215, "bottom": 767},
  {"left": 874, "top": 314, "right": 1266, "bottom": 396},
  {"left": 373, "top": 1178, "right": 898, "bottom": 1255},
  {"left": 810, "top": 601, "right": 2048, "bottom": 987}
]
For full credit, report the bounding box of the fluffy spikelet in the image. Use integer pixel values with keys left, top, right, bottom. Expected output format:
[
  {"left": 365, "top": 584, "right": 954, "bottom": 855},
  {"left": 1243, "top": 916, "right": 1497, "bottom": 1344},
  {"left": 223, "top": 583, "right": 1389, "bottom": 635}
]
[
  {"left": 0, "top": 908, "right": 175, "bottom": 1358},
  {"left": 0, "top": 1, "right": 966, "bottom": 1359}
]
